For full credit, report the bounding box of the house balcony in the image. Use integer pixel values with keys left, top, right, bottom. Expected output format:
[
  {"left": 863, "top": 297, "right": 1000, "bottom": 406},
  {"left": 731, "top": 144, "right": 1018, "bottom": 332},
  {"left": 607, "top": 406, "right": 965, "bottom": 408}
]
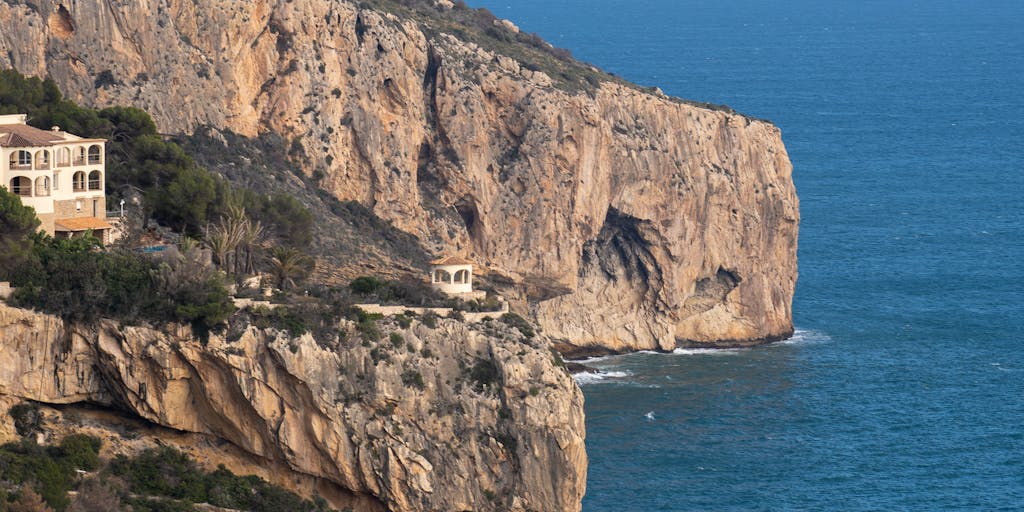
[{"left": 8, "top": 163, "right": 31, "bottom": 171}]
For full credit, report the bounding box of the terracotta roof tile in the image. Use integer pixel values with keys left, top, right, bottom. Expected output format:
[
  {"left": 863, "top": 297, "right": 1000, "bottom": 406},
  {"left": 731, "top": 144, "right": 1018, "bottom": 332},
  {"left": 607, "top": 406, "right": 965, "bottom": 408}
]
[
  {"left": 55, "top": 217, "right": 112, "bottom": 232},
  {"left": 0, "top": 124, "right": 66, "bottom": 147},
  {"left": 430, "top": 255, "right": 475, "bottom": 266}
]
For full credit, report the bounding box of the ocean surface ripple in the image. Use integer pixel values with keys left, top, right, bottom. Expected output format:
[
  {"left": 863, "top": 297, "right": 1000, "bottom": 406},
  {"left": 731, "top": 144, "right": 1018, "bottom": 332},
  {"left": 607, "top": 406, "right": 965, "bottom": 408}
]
[{"left": 470, "top": 0, "right": 1024, "bottom": 509}]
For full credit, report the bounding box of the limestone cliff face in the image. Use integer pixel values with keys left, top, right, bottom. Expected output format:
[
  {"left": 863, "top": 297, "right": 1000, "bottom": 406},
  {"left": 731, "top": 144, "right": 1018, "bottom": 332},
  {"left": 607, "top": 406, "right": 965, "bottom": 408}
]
[
  {"left": 0, "top": 304, "right": 586, "bottom": 512},
  {"left": 0, "top": 0, "right": 799, "bottom": 350}
]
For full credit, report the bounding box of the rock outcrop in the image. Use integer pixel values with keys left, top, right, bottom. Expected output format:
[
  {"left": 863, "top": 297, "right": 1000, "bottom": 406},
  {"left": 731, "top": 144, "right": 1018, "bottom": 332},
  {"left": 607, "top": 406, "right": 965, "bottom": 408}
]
[
  {"left": 0, "top": 0, "right": 798, "bottom": 351},
  {"left": 0, "top": 304, "right": 586, "bottom": 512}
]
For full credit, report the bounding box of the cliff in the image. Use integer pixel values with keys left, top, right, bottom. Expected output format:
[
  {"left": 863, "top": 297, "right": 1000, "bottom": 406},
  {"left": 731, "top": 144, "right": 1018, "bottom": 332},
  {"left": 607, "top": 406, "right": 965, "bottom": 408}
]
[
  {"left": 0, "top": 304, "right": 586, "bottom": 512},
  {"left": 0, "top": 0, "right": 799, "bottom": 351}
]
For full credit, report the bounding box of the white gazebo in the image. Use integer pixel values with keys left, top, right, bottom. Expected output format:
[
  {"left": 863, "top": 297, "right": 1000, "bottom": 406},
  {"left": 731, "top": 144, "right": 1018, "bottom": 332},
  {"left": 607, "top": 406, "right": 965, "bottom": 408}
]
[{"left": 430, "top": 256, "right": 476, "bottom": 296}]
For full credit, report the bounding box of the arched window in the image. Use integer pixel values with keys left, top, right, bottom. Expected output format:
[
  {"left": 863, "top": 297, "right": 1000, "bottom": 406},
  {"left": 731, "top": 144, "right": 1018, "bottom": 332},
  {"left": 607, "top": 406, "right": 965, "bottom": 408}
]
[
  {"left": 34, "top": 176, "right": 50, "bottom": 197},
  {"left": 73, "top": 171, "right": 86, "bottom": 192},
  {"left": 74, "top": 146, "right": 86, "bottom": 165},
  {"left": 57, "top": 147, "right": 71, "bottom": 167},
  {"left": 454, "top": 269, "right": 470, "bottom": 284},
  {"left": 34, "top": 150, "right": 50, "bottom": 170},
  {"left": 88, "top": 170, "right": 102, "bottom": 190},
  {"left": 9, "top": 150, "right": 31, "bottom": 170},
  {"left": 433, "top": 269, "right": 452, "bottom": 284},
  {"left": 87, "top": 144, "right": 102, "bottom": 164},
  {"left": 9, "top": 176, "right": 32, "bottom": 196}
]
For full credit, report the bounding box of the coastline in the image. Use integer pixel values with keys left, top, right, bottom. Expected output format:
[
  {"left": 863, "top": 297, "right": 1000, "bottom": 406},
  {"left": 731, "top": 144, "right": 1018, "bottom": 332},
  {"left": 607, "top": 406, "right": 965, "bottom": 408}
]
[{"left": 558, "top": 328, "right": 797, "bottom": 373}]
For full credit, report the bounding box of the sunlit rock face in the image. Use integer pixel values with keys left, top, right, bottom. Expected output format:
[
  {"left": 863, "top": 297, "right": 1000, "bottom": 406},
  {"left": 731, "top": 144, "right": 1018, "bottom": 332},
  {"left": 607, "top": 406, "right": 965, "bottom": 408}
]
[
  {"left": 0, "top": 304, "right": 586, "bottom": 512},
  {"left": 1, "top": 0, "right": 797, "bottom": 351}
]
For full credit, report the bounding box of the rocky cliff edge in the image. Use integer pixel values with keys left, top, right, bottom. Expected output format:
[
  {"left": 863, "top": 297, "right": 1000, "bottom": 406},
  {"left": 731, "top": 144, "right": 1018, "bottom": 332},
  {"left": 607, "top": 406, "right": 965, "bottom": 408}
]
[
  {"left": 0, "top": 0, "right": 799, "bottom": 351},
  {"left": 0, "top": 304, "right": 586, "bottom": 512}
]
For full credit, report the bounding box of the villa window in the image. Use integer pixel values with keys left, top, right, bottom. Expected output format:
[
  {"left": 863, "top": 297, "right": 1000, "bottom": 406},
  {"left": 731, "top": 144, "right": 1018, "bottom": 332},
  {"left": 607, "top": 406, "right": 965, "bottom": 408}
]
[
  {"left": 9, "top": 177, "right": 31, "bottom": 196},
  {"left": 73, "top": 171, "right": 86, "bottom": 192},
  {"left": 9, "top": 150, "right": 31, "bottom": 170},
  {"left": 34, "top": 150, "right": 50, "bottom": 170},
  {"left": 88, "top": 170, "right": 102, "bottom": 191},
  {"left": 35, "top": 176, "right": 50, "bottom": 197},
  {"left": 87, "top": 145, "right": 102, "bottom": 164},
  {"left": 57, "top": 147, "right": 71, "bottom": 167},
  {"left": 53, "top": 171, "right": 59, "bottom": 190},
  {"left": 74, "top": 147, "right": 86, "bottom": 165},
  {"left": 434, "top": 269, "right": 453, "bottom": 283}
]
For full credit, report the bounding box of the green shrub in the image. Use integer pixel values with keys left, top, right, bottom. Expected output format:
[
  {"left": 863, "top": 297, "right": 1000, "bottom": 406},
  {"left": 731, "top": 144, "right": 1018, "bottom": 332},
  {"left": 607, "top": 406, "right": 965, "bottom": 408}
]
[
  {"left": 500, "top": 312, "right": 535, "bottom": 338},
  {"left": 468, "top": 358, "right": 500, "bottom": 392},
  {"left": 110, "top": 447, "right": 206, "bottom": 502},
  {"left": 0, "top": 186, "right": 41, "bottom": 280},
  {"left": 348, "top": 276, "right": 385, "bottom": 295},
  {"left": 402, "top": 369, "right": 426, "bottom": 390},
  {"left": 110, "top": 448, "right": 329, "bottom": 512},
  {"left": 57, "top": 434, "right": 102, "bottom": 471},
  {"left": 394, "top": 313, "right": 412, "bottom": 328},
  {"left": 421, "top": 311, "right": 438, "bottom": 329},
  {"left": 8, "top": 402, "right": 42, "bottom": 437},
  {"left": 0, "top": 434, "right": 103, "bottom": 510},
  {"left": 389, "top": 332, "right": 404, "bottom": 347}
]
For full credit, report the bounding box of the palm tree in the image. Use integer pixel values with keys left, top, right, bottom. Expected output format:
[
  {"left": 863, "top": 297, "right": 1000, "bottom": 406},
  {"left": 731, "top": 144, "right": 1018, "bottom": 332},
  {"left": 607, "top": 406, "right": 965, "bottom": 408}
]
[
  {"left": 267, "top": 246, "right": 314, "bottom": 290},
  {"left": 237, "top": 216, "right": 265, "bottom": 275}
]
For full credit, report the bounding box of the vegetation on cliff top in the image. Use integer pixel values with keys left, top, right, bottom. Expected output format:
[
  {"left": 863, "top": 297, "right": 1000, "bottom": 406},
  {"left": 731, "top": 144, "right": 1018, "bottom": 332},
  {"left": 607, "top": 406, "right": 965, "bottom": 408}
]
[{"left": 356, "top": 0, "right": 745, "bottom": 115}]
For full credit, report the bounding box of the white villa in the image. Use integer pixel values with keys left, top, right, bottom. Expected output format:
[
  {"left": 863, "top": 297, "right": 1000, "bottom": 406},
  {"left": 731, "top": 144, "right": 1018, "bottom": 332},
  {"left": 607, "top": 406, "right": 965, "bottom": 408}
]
[
  {"left": 430, "top": 255, "right": 484, "bottom": 298},
  {"left": 0, "top": 114, "right": 111, "bottom": 242}
]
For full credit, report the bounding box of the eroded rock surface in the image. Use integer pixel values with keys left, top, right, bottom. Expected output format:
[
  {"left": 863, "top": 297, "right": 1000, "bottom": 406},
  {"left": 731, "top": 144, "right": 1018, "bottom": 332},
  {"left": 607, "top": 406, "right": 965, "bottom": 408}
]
[
  {"left": 0, "top": 304, "right": 585, "bottom": 512},
  {"left": 0, "top": 0, "right": 798, "bottom": 350}
]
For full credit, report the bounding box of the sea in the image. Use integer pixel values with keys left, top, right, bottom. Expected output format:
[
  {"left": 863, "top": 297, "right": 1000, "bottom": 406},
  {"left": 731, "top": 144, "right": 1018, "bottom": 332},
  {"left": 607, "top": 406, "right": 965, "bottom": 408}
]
[{"left": 470, "top": 0, "right": 1024, "bottom": 509}]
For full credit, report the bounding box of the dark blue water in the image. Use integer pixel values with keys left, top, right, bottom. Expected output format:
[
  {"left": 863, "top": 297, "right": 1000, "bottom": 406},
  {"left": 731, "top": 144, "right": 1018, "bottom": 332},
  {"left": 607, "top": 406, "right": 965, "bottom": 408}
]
[{"left": 470, "top": 0, "right": 1024, "bottom": 509}]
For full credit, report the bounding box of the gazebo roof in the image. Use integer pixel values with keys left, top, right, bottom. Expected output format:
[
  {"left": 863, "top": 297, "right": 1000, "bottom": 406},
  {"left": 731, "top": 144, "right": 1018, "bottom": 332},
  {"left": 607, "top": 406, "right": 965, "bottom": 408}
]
[{"left": 430, "top": 255, "right": 474, "bottom": 266}]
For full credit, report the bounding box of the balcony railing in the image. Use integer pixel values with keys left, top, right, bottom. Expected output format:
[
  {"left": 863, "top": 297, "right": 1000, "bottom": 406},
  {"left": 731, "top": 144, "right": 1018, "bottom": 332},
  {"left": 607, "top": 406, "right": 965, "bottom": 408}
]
[
  {"left": 73, "top": 184, "right": 87, "bottom": 192},
  {"left": 8, "top": 163, "right": 31, "bottom": 171},
  {"left": 88, "top": 180, "right": 102, "bottom": 190},
  {"left": 56, "top": 161, "right": 71, "bottom": 168},
  {"left": 34, "top": 162, "right": 50, "bottom": 170},
  {"left": 87, "top": 156, "right": 102, "bottom": 164},
  {"left": 11, "top": 185, "right": 31, "bottom": 196},
  {"left": 73, "top": 158, "right": 86, "bottom": 166}
]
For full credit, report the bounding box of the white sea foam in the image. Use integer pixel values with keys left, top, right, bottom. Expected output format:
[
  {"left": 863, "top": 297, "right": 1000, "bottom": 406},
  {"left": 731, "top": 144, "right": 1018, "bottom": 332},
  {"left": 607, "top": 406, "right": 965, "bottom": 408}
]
[
  {"left": 671, "top": 347, "right": 744, "bottom": 356},
  {"left": 573, "top": 370, "right": 632, "bottom": 385},
  {"left": 777, "top": 328, "right": 833, "bottom": 346},
  {"left": 644, "top": 411, "right": 656, "bottom": 421},
  {"left": 571, "top": 355, "right": 615, "bottom": 364}
]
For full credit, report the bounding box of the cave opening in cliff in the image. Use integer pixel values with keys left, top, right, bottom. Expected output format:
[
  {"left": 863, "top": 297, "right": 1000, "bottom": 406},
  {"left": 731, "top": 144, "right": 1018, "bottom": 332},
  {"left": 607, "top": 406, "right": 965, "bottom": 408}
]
[
  {"left": 455, "top": 196, "right": 482, "bottom": 240},
  {"left": 354, "top": 15, "right": 367, "bottom": 45},
  {"left": 581, "top": 207, "right": 659, "bottom": 286},
  {"left": 48, "top": 5, "right": 75, "bottom": 38}
]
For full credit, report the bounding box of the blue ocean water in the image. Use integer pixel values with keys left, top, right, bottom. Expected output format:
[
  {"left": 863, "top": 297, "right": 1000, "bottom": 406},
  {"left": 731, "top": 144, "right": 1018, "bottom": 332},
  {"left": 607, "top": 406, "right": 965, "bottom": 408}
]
[{"left": 470, "top": 1, "right": 1024, "bottom": 509}]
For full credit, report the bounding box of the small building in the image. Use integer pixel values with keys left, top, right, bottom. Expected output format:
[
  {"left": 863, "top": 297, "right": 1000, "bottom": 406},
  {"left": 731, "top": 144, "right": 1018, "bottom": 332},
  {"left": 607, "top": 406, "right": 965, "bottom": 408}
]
[
  {"left": 430, "top": 255, "right": 477, "bottom": 296},
  {"left": 0, "top": 114, "right": 111, "bottom": 243}
]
